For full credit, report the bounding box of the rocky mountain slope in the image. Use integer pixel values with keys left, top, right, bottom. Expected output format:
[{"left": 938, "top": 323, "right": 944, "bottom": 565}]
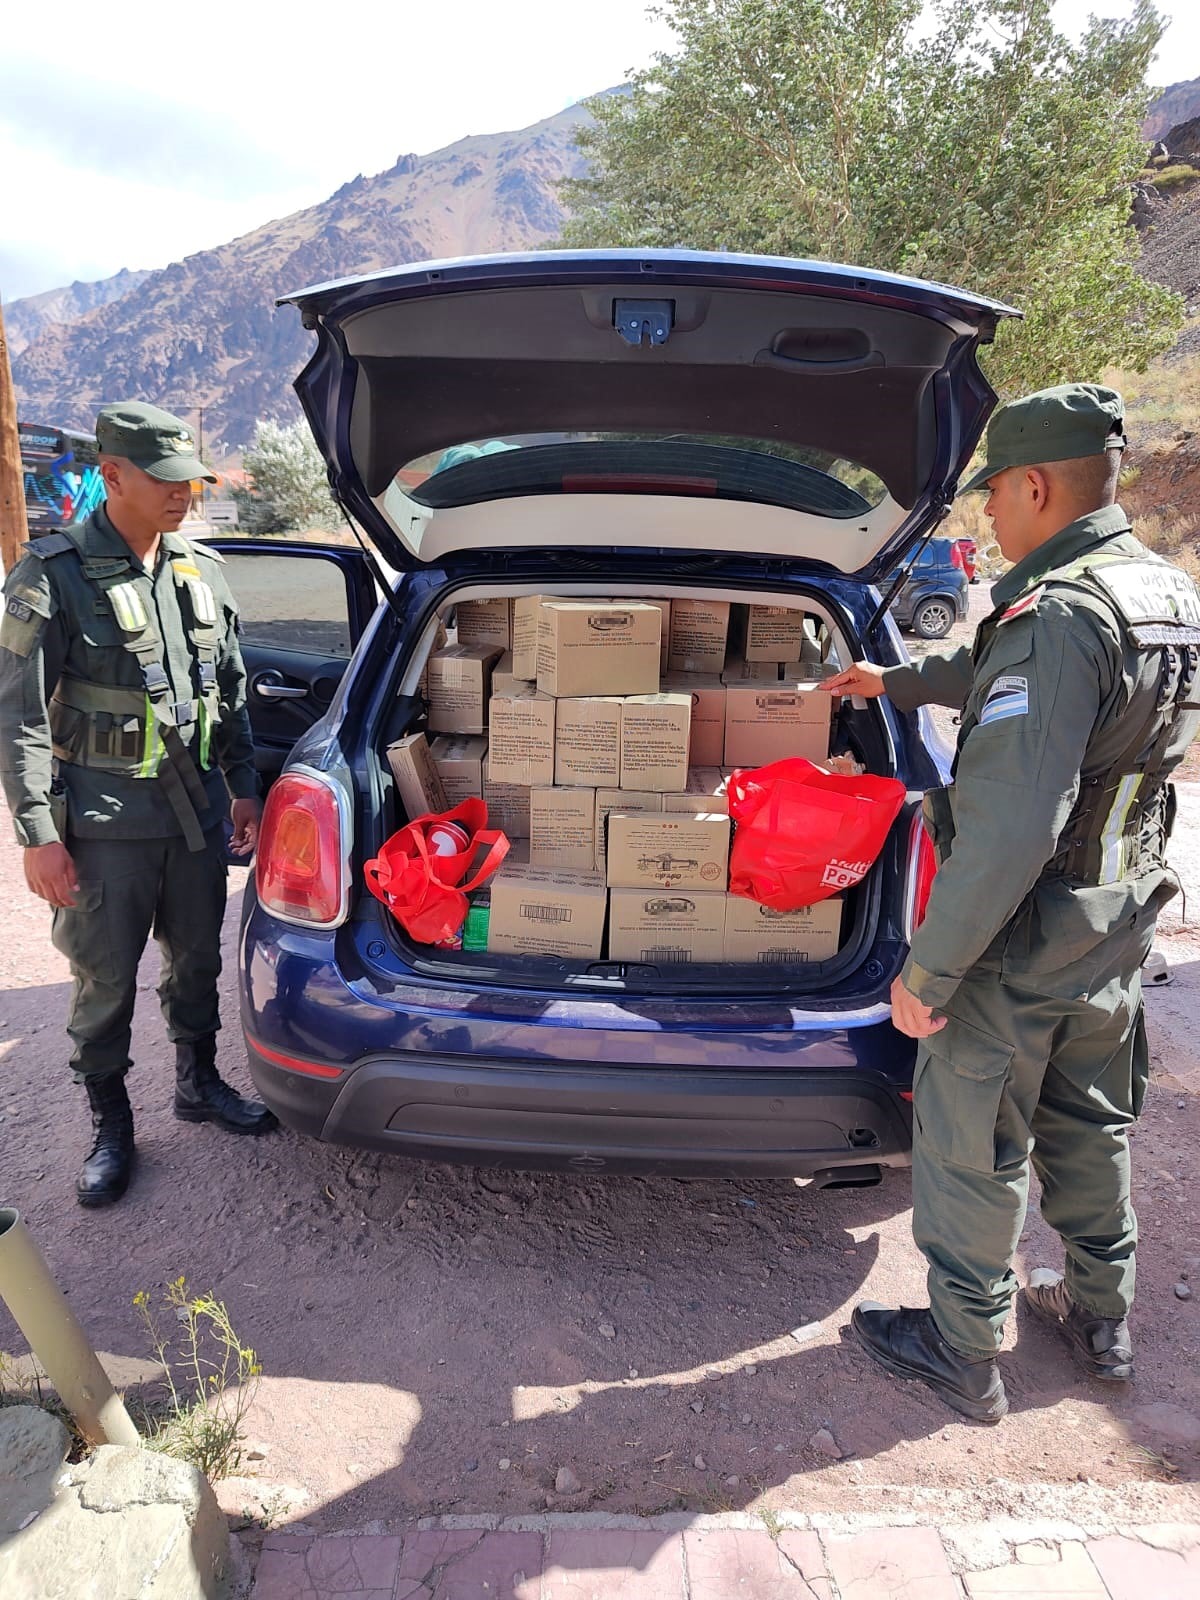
[
  {"left": 1143, "top": 76, "right": 1200, "bottom": 141},
  {"left": 5, "top": 270, "right": 152, "bottom": 362},
  {"left": 11, "top": 102, "right": 592, "bottom": 451}
]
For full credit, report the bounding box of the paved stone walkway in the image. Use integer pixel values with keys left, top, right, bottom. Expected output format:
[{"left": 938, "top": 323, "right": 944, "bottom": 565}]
[{"left": 249, "top": 1515, "right": 1200, "bottom": 1598}]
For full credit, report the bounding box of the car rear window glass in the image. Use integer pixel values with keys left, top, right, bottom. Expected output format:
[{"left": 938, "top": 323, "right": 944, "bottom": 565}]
[{"left": 396, "top": 433, "right": 887, "bottom": 519}]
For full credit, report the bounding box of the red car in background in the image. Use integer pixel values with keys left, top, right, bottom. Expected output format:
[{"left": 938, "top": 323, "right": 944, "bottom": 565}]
[{"left": 952, "top": 536, "right": 978, "bottom": 582}]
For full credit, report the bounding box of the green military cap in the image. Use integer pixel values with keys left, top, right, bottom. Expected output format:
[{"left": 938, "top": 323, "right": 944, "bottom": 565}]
[
  {"left": 95, "top": 401, "right": 217, "bottom": 484},
  {"left": 960, "top": 382, "right": 1126, "bottom": 494}
]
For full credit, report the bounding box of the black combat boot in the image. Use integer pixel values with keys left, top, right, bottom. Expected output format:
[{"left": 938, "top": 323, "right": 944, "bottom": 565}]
[
  {"left": 174, "top": 1036, "right": 277, "bottom": 1135},
  {"left": 851, "top": 1303, "right": 1008, "bottom": 1423},
  {"left": 77, "top": 1073, "right": 135, "bottom": 1208},
  {"left": 1022, "top": 1269, "right": 1134, "bottom": 1381}
]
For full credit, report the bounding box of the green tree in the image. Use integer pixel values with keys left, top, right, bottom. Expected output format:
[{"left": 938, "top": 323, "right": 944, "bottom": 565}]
[
  {"left": 235, "top": 420, "right": 341, "bottom": 534},
  {"left": 561, "top": 0, "right": 1184, "bottom": 395}
]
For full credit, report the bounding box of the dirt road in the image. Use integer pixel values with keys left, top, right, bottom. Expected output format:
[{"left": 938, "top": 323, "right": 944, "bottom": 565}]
[{"left": 1, "top": 588, "right": 1197, "bottom": 1535}]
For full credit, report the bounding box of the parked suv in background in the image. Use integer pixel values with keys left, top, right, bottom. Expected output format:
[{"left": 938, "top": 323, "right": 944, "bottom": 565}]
[
  {"left": 888, "top": 537, "right": 969, "bottom": 640},
  {"left": 207, "top": 249, "right": 1018, "bottom": 1187}
]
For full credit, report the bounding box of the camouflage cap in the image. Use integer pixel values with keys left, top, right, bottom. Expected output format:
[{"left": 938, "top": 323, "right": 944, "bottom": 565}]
[
  {"left": 960, "top": 383, "right": 1126, "bottom": 494},
  {"left": 95, "top": 401, "right": 217, "bottom": 484}
]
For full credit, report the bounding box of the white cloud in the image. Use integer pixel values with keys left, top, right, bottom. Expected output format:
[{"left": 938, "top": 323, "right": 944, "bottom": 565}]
[{"left": 1, "top": 0, "right": 1196, "bottom": 303}]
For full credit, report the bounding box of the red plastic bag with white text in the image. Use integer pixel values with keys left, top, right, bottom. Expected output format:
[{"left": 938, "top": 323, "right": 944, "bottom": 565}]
[
  {"left": 363, "top": 798, "right": 509, "bottom": 945},
  {"left": 728, "top": 758, "right": 906, "bottom": 909}
]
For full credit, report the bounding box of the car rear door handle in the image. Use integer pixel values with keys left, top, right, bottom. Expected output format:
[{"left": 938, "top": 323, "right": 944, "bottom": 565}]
[{"left": 254, "top": 671, "right": 309, "bottom": 701}]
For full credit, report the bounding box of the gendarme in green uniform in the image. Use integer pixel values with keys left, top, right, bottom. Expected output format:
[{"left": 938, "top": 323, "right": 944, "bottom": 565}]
[
  {"left": 0, "top": 402, "right": 275, "bottom": 1208},
  {"left": 851, "top": 383, "right": 1200, "bottom": 1422}
]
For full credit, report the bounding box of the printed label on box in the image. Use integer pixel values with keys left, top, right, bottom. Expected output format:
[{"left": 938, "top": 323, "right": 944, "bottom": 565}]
[
  {"left": 530, "top": 787, "right": 597, "bottom": 871},
  {"left": 619, "top": 693, "right": 691, "bottom": 793},
  {"left": 555, "top": 697, "right": 622, "bottom": 788},
  {"left": 668, "top": 599, "right": 730, "bottom": 675},
  {"left": 606, "top": 812, "right": 731, "bottom": 891}
]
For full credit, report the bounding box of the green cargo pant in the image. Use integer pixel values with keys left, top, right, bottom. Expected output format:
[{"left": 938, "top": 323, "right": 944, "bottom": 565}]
[
  {"left": 910, "top": 923, "right": 1152, "bottom": 1359},
  {"left": 51, "top": 828, "right": 228, "bottom": 1079}
]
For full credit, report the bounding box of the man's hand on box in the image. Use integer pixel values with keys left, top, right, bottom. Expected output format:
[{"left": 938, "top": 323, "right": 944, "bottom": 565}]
[
  {"left": 890, "top": 975, "right": 947, "bottom": 1039},
  {"left": 821, "top": 661, "right": 888, "bottom": 699}
]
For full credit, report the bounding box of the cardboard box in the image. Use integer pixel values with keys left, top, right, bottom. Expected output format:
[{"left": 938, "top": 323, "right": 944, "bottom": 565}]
[
  {"left": 430, "top": 734, "right": 487, "bottom": 808},
  {"left": 555, "top": 697, "right": 623, "bottom": 788},
  {"left": 723, "top": 682, "right": 831, "bottom": 767},
  {"left": 487, "top": 688, "right": 556, "bottom": 787},
  {"left": 386, "top": 732, "right": 448, "bottom": 820},
  {"left": 530, "top": 786, "right": 597, "bottom": 871},
  {"left": 721, "top": 656, "right": 782, "bottom": 684},
  {"left": 667, "top": 599, "right": 730, "bottom": 675},
  {"left": 662, "top": 768, "right": 729, "bottom": 815},
  {"left": 620, "top": 693, "right": 691, "bottom": 793},
  {"left": 491, "top": 650, "right": 522, "bottom": 696},
  {"left": 606, "top": 811, "right": 731, "bottom": 892},
  {"left": 487, "top": 864, "right": 608, "bottom": 960},
  {"left": 663, "top": 673, "right": 725, "bottom": 766},
  {"left": 427, "top": 644, "right": 500, "bottom": 735},
  {"left": 455, "top": 597, "right": 512, "bottom": 651},
  {"left": 594, "top": 789, "right": 663, "bottom": 872},
  {"left": 483, "top": 776, "right": 531, "bottom": 838},
  {"left": 744, "top": 605, "right": 810, "bottom": 662},
  {"left": 723, "top": 895, "right": 843, "bottom": 965},
  {"left": 537, "top": 602, "right": 662, "bottom": 699},
  {"left": 511, "top": 595, "right": 559, "bottom": 681},
  {"left": 639, "top": 599, "right": 672, "bottom": 669},
  {"left": 609, "top": 888, "right": 727, "bottom": 964}
]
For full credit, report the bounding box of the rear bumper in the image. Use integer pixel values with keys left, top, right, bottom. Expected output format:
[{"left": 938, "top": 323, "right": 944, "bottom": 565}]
[{"left": 245, "top": 1041, "right": 913, "bottom": 1178}]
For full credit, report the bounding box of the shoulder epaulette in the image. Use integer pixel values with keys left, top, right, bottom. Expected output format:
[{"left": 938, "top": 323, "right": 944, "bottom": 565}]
[
  {"left": 26, "top": 532, "right": 77, "bottom": 559},
  {"left": 187, "top": 538, "right": 226, "bottom": 564}
]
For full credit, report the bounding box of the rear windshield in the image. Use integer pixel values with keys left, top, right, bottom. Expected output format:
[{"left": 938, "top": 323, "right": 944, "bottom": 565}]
[{"left": 397, "top": 433, "right": 887, "bottom": 520}]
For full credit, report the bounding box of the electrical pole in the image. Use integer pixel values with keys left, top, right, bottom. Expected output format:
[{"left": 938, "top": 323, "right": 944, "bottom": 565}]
[{"left": 0, "top": 300, "right": 30, "bottom": 576}]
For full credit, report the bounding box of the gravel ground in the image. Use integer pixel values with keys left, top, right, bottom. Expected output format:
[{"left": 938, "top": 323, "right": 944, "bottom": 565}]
[{"left": 0, "top": 583, "right": 1197, "bottom": 1535}]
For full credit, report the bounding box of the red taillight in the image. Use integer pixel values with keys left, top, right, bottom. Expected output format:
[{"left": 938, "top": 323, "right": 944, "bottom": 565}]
[
  {"left": 902, "top": 809, "right": 938, "bottom": 942},
  {"left": 950, "top": 541, "right": 965, "bottom": 570},
  {"left": 256, "top": 770, "right": 349, "bottom": 927}
]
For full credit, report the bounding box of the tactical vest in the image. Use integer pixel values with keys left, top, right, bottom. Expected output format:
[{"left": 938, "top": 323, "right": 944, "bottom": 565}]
[
  {"left": 960, "top": 543, "right": 1200, "bottom": 888},
  {"left": 33, "top": 527, "right": 223, "bottom": 851}
]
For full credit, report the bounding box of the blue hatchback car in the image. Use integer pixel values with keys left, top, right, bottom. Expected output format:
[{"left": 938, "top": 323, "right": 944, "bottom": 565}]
[{"left": 217, "top": 250, "right": 1018, "bottom": 1188}]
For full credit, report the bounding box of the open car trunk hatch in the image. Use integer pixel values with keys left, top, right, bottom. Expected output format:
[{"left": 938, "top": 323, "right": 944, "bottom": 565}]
[{"left": 279, "top": 249, "right": 1019, "bottom": 583}]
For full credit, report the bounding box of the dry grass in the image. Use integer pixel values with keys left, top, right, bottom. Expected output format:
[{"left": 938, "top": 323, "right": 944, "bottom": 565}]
[
  {"left": 1103, "top": 342, "right": 1200, "bottom": 433},
  {"left": 1142, "top": 163, "right": 1200, "bottom": 190},
  {"left": 1137, "top": 511, "right": 1200, "bottom": 581}
]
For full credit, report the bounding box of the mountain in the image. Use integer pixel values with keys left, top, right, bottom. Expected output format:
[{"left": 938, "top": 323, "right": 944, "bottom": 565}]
[
  {"left": 1144, "top": 77, "right": 1200, "bottom": 142},
  {"left": 11, "top": 101, "right": 593, "bottom": 452},
  {"left": 4, "top": 269, "right": 153, "bottom": 363}
]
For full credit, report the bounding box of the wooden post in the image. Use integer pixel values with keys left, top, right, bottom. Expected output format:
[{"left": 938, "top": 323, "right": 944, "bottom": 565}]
[{"left": 0, "top": 300, "right": 30, "bottom": 576}]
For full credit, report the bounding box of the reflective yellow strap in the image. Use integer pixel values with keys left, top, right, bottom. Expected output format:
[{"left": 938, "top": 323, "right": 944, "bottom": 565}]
[
  {"left": 186, "top": 578, "right": 217, "bottom": 625},
  {"left": 108, "top": 581, "right": 149, "bottom": 633},
  {"left": 137, "top": 695, "right": 164, "bottom": 778},
  {"left": 198, "top": 698, "right": 212, "bottom": 769},
  {"left": 1098, "top": 773, "right": 1142, "bottom": 884}
]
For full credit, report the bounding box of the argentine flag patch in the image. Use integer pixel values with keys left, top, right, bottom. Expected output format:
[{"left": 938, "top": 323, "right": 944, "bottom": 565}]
[{"left": 979, "top": 674, "right": 1029, "bottom": 725}]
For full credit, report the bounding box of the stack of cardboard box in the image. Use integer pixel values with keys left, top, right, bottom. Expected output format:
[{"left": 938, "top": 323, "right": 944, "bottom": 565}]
[{"left": 385, "top": 595, "right": 844, "bottom": 966}]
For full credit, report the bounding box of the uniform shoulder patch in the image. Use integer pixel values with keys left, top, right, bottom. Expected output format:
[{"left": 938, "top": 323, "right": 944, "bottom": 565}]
[
  {"left": 979, "top": 674, "right": 1029, "bottom": 726},
  {"left": 27, "top": 532, "right": 76, "bottom": 559},
  {"left": 996, "top": 585, "right": 1044, "bottom": 626},
  {"left": 190, "top": 540, "right": 226, "bottom": 564}
]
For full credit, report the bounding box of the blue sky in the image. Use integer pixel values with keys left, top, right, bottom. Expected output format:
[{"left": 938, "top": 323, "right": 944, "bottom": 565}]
[{"left": 2, "top": 0, "right": 1197, "bottom": 305}]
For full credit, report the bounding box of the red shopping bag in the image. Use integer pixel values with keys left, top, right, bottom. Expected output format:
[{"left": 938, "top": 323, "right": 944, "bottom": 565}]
[
  {"left": 364, "top": 798, "right": 509, "bottom": 945},
  {"left": 728, "top": 758, "right": 906, "bottom": 909}
]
